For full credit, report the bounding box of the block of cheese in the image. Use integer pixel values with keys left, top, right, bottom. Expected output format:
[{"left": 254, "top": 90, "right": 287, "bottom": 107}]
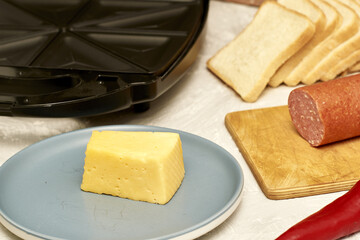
[{"left": 81, "top": 131, "right": 185, "bottom": 205}]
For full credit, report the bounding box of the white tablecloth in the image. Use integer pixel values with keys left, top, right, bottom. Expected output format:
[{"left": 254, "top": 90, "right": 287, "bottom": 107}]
[{"left": 0, "top": 1, "right": 358, "bottom": 239}]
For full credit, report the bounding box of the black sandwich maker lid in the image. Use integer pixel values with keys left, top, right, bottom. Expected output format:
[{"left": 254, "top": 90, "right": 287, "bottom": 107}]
[{"left": 0, "top": 0, "right": 208, "bottom": 117}]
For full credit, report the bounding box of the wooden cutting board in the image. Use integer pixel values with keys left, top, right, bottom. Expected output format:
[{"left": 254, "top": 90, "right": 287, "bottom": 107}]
[{"left": 225, "top": 105, "right": 360, "bottom": 200}]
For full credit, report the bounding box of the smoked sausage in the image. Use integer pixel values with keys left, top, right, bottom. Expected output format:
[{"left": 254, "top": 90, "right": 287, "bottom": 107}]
[{"left": 288, "top": 74, "right": 360, "bottom": 147}]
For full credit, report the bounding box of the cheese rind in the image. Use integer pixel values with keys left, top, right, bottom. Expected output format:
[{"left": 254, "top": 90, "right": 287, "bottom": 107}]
[{"left": 81, "top": 131, "right": 185, "bottom": 205}]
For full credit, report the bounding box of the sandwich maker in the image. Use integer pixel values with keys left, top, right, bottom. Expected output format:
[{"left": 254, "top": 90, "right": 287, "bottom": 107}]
[{"left": 0, "top": 0, "right": 208, "bottom": 117}]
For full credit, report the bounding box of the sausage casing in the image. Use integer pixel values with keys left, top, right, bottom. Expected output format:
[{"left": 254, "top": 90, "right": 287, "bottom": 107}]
[{"left": 288, "top": 74, "right": 360, "bottom": 147}]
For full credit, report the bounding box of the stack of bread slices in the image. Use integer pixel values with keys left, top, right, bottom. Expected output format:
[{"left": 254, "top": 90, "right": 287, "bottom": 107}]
[{"left": 207, "top": 0, "right": 360, "bottom": 102}]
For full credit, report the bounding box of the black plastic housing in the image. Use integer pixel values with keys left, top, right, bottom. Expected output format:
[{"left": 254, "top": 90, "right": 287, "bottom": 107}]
[{"left": 0, "top": 0, "right": 208, "bottom": 117}]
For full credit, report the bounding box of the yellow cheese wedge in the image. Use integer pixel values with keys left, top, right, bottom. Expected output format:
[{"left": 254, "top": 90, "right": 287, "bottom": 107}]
[{"left": 81, "top": 131, "right": 185, "bottom": 205}]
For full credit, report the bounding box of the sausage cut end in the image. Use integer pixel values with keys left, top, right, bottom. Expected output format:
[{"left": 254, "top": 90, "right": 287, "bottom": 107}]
[{"left": 288, "top": 90, "right": 324, "bottom": 147}]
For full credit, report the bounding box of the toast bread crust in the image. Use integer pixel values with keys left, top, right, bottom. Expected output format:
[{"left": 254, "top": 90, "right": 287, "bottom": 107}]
[
  {"left": 302, "top": 0, "right": 359, "bottom": 85},
  {"left": 321, "top": 0, "right": 360, "bottom": 80},
  {"left": 207, "top": 0, "right": 315, "bottom": 102},
  {"left": 268, "top": 0, "right": 327, "bottom": 87}
]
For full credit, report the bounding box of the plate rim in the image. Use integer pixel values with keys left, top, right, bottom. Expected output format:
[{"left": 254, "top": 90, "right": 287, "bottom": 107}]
[{"left": 0, "top": 124, "right": 244, "bottom": 240}]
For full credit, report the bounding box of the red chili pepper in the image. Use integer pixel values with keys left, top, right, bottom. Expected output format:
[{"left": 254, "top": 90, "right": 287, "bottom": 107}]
[{"left": 276, "top": 180, "right": 360, "bottom": 240}]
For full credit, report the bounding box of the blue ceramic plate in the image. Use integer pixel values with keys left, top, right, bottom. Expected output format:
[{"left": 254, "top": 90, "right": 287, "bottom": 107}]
[{"left": 0, "top": 125, "right": 243, "bottom": 240}]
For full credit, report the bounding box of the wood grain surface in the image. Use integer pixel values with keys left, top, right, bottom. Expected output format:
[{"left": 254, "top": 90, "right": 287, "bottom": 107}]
[{"left": 225, "top": 105, "right": 360, "bottom": 200}]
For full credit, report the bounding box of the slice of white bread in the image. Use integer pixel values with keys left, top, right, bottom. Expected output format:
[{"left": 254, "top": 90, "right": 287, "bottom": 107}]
[
  {"left": 321, "top": 0, "right": 360, "bottom": 80},
  {"left": 302, "top": 0, "right": 359, "bottom": 84},
  {"left": 349, "top": 60, "right": 360, "bottom": 72},
  {"left": 269, "top": 0, "right": 340, "bottom": 87},
  {"left": 267, "top": 0, "right": 327, "bottom": 87},
  {"left": 206, "top": 0, "right": 315, "bottom": 102}
]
